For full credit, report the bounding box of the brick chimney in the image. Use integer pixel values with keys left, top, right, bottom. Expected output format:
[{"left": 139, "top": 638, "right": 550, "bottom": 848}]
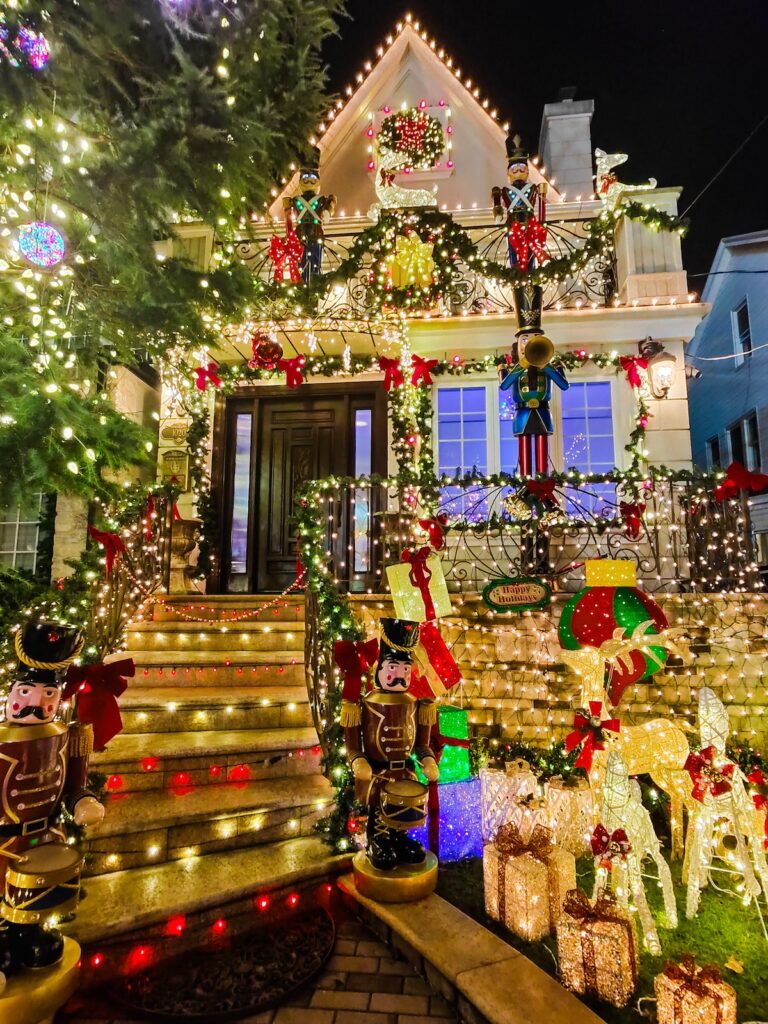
[{"left": 538, "top": 88, "right": 595, "bottom": 200}]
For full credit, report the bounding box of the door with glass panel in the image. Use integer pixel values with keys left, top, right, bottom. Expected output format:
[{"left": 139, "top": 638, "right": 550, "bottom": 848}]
[{"left": 221, "top": 386, "right": 385, "bottom": 593}]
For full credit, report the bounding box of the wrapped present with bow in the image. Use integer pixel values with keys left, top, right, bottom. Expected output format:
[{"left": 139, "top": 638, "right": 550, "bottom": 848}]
[
  {"left": 654, "top": 955, "right": 736, "bottom": 1024},
  {"left": 386, "top": 547, "right": 451, "bottom": 622},
  {"left": 483, "top": 822, "right": 576, "bottom": 941},
  {"left": 556, "top": 887, "right": 638, "bottom": 1008},
  {"left": 544, "top": 774, "right": 595, "bottom": 856},
  {"left": 480, "top": 762, "right": 538, "bottom": 842}
]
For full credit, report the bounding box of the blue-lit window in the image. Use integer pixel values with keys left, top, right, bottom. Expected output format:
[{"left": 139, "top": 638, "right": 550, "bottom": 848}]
[
  {"left": 437, "top": 387, "right": 489, "bottom": 518},
  {"left": 560, "top": 381, "right": 616, "bottom": 515}
]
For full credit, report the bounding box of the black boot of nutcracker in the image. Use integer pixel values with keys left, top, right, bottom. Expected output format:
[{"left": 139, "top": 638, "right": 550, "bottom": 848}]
[{"left": 343, "top": 619, "right": 440, "bottom": 899}]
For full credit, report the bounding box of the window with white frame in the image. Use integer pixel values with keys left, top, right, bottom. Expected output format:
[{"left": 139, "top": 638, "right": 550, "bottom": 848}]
[
  {"left": 728, "top": 411, "right": 761, "bottom": 471},
  {"left": 434, "top": 378, "right": 617, "bottom": 517},
  {"left": 0, "top": 497, "right": 43, "bottom": 572},
  {"left": 706, "top": 435, "right": 722, "bottom": 470},
  {"left": 732, "top": 300, "right": 752, "bottom": 368}
]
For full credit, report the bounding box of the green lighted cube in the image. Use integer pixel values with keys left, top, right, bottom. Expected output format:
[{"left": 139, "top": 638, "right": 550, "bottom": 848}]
[{"left": 415, "top": 705, "right": 471, "bottom": 784}]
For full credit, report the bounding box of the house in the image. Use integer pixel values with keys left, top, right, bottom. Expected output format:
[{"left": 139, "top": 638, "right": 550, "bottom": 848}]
[{"left": 687, "top": 229, "right": 768, "bottom": 564}]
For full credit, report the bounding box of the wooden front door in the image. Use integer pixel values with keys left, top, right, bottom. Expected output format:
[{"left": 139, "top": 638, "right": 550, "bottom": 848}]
[{"left": 217, "top": 384, "right": 386, "bottom": 593}]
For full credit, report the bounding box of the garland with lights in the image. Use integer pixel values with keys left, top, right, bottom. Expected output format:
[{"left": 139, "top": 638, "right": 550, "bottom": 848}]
[{"left": 377, "top": 107, "right": 445, "bottom": 168}]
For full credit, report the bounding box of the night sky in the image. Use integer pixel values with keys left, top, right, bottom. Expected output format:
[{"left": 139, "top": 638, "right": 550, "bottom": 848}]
[{"left": 322, "top": 0, "right": 768, "bottom": 283}]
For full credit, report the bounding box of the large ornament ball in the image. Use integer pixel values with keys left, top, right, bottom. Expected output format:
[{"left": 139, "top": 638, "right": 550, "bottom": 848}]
[
  {"left": 18, "top": 221, "right": 65, "bottom": 267},
  {"left": 248, "top": 333, "right": 283, "bottom": 371}
]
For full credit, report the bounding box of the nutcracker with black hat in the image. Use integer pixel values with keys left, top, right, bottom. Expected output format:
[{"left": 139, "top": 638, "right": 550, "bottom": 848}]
[
  {"left": 282, "top": 147, "right": 336, "bottom": 282},
  {"left": 491, "top": 133, "right": 549, "bottom": 272},
  {"left": 0, "top": 621, "right": 124, "bottom": 1021}
]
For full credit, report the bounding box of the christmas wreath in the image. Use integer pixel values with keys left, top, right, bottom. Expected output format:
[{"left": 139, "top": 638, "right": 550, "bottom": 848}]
[{"left": 377, "top": 108, "right": 444, "bottom": 169}]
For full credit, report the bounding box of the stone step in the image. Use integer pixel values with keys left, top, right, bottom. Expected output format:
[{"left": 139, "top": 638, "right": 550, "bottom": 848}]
[
  {"left": 150, "top": 595, "right": 305, "bottom": 623},
  {"left": 69, "top": 837, "right": 343, "bottom": 944},
  {"left": 130, "top": 661, "right": 307, "bottom": 687},
  {"left": 86, "top": 774, "right": 333, "bottom": 875},
  {"left": 118, "top": 686, "right": 312, "bottom": 734},
  {"left": 124, "top": 648, "right": 303, "bottom": 666},
  {"left": 93, "top": 725, "right": 322, "bottom": 792},
  {"left": 126, "top": 622, "right": 305, "bottom": 653}
]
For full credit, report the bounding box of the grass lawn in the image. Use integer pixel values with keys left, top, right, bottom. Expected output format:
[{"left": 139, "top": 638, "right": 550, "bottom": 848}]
[{"left": 436, "top": 855, "right": 768, "bottom": 1023}]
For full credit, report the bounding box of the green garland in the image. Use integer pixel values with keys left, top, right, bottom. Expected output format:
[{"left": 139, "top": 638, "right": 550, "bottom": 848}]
[{"left": 377, "top": 108, "right": 445, "bottom": 169}]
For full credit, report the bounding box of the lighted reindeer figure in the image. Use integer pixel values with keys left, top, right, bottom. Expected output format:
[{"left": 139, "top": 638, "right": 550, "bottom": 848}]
[
  {"left": 561, "top": 617, "right": 693, "bottom": 860},
  {"left": 368, "top": 146, "right": 438, "bottom": 221},
  {"left": 595, "top": 148, "right": 657, "bottom": 207},
  {"left": 684, "top": 687, "right": 768, "bottom": 920},
  {"left": 594, "top": 751, "right": 678, "bottom": 953}
]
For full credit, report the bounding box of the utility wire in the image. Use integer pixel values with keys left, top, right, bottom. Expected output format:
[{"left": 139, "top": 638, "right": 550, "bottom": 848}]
[
  {"left": 689, "top": 340, "right": 768, "bottom": 362},
  {"left": 681, "top": 113, "right": 768, "bottom": 218}
]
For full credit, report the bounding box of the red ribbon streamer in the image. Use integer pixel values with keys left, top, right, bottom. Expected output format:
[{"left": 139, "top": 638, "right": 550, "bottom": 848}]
[
  {"left": 418, "top": 513, "right": 449, "bottom": 551},
  {"left": 714, "top": 461, "right": 768, "bottom": 502},
  {"left": 410, "top": 354, "right": 439, "bottom": 387},
  {"left": 277, "top": 355, "right": 306, "bottom": 389},
  {"left": 378, "top": 356, "right": 404, "bottom": 392},
  {"left": 565, "top": 701, "right": 620, "bottom": 773},
  {"left": 88, "top": 525, "right": 126, "bottom": 577},
  {"left": 684, "top": 746, "right": 735, "bottom": 802},
  {"left": 62, "top": 658, "right": 135, "bottom": 751},
  {"left": 268, "top": 229, "right": 304, "bottom": 284},
  {"left": 401, "top": 547, "right": 436, "bottom": 621},
  {"left": 508, "top": 216, "right": 549, "bottom": 271},
  {"left": 590, "top": 824, "right": 631, "bottom": 871},
  {"left": 194, "top": 362, "right": 222, "bottom": 392},
  {"left": 618, "top": 355, "right": 648, "bottom": 390},
  {"left": 333, "top": 638, "right": 379, "bottom": 702},
  {"left": 619, "top": 501, "right": 645, "bottom": 540},
  {"left": 426, "top": 722, "right": 471, "bottom": 854}
]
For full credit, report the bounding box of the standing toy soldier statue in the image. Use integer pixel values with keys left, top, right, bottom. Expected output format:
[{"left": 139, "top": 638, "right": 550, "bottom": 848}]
[
  {"left": 342, "top": 618, "right": 438, "bottom": 874},
  {"left": 282, "top": 149, "right": 336, "bottom": 282},
  {"left": 492, "top": 133, "right": 549, "bottom": 273},
  {"left": 0, "top": 622, "right": 104, "bottom": 980},
  {"left": 500, "top": 284, "right": 569, "bottom": 477}
]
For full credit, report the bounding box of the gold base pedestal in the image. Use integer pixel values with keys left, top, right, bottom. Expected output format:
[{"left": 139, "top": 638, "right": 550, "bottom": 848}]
[
  {"left": 352, "top": 850, "right": 438, "bottom": 903},
  {"left": 0, "top": 937, "right": 80, "bottom": 1024}
]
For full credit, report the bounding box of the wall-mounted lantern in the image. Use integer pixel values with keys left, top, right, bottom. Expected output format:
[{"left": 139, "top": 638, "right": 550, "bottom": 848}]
[{"left": 639, "top": 337, "right": 677, "bottom": 399}]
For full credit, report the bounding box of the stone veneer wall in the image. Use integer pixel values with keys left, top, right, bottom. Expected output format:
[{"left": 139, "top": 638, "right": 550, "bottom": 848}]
[{"left": 351, "top": 592, "right": 768, "bottom": 749}]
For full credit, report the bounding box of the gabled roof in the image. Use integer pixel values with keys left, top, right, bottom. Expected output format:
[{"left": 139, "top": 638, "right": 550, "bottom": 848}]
[
  {"left": 701, "top": 228, "right": 768, "bottom": 304},
  {"left": 268, "top": 13, "right": 559, "bottom": 219}
]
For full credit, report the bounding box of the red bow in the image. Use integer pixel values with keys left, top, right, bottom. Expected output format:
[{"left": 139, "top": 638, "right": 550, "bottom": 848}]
[
  {"left": 418, "top": 514, "right": 449, "bottom": 551},
  {"left": 380, "top": 169, "right": 396, "bottom": 187},
  {"left": 88, "top": 525, "right": 126, "bottom": 577},
  {"left": 194, "top": 362, "right": 222, "bottom": 392},
  {"left": 684, "top": 745, "right": 735, "bottom": 802},
  {"left": 411, "top": 354, "right": 439, "bottom": 387},
  {"left": 591, "top": 824, "right": 631, "bottom": 870},
  {"left": 619, "top": 501, "right": 645, "bottom": 540},
  {"left": 714, "top": 461, "right": 768, "bottom": 502},
  {"left": 401, "top": 547, "right": 436, "bottom": 620},
  {"left": 277, "top": 355, "right": 306, "bottom": 388},
  {"left": 600, "top": 173, "right": 618, "bottom": 194},
  {"left": 333, "top": 639, "right": 379, "bottom": 702},
  {"left": 62, "top": 658, "right": 135, "bottom": 751},
  {"left": 618, "top": 355, "right": 648, "bottom": 390},
  {"left": 748, "top": 768, "right": 768, "bottom": 848},
  {"left": 526, "top": 479, "right": 557, "bottom": 503},
  {"left": 426, "top": 721, "right": 471, "bottom": 854},
  {"left": 379, "top": 356, "right": 404, "bottom": 392},
  {"left": 268, "top": 229, "right": 304, "bottom": 284},
  {"left": 565, "top": 701, "right": 620, "bottom": 773},
  {"left": 508, "top": 216, "right": 549, "bottom": 272}
]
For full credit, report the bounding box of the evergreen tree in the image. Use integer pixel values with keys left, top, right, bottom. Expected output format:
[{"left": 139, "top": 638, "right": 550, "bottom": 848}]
[{"left": 0, "top": 0, "right": 343, "bottom": 505}]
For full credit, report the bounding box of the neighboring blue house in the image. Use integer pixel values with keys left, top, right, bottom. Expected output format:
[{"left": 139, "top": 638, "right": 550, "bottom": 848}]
[{"left": 687, "top": 229, "right": 768, "bottom": 563}]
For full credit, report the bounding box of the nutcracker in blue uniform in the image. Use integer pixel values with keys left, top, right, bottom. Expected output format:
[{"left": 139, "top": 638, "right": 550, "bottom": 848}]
[{"left": 282, "top": 149, "right": 336, "bottom": 282}]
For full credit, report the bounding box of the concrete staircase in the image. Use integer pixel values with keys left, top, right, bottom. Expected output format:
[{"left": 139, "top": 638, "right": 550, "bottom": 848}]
[{"left": 74, "top": 595, "right": 340, "bottom": 943}]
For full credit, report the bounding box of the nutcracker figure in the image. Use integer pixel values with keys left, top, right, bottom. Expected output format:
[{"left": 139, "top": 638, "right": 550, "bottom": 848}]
[
  {"left": 282, "top": 149, "right": 336, "bottom": 282},
  {"left": 0, "top": 622, "right": 104, "bottom": 978},
  {"left": 491, "top": 134, "right": 549, "bottom": 272},
  {"left": 343, "top": 619, "right": 439, "bottom": 871},
  {"left": 500, "top": 284, "right": 569, "bottom": 477}
]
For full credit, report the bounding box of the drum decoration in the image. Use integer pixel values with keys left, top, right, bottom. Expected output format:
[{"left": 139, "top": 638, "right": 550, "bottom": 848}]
[
  {"left": 558, "top": 559, "right": 669, "bottom": 707},
  {"left": 2, "top": 846, "right": 82, "bottom": 926},
  {"left": 380, "top": 779, "right": 429, "bottom": 831},
  {"left": 248, "top": 332, "right": 283, "bottom": 371}
]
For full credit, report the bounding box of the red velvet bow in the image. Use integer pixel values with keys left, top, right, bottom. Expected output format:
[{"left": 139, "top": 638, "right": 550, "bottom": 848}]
[
  {"left": 88, "top": 525, "right": 126, "bottom": 577},
  {"left": 380, "top": 169, "right": 396, "bottom": 187},
  {"left": 600, "top": 173, "right": 618, "bottom": 194},
  {"left": 426, "top": 721, "right": 471, "bottom": 854},
  {"left": 714, "top": 461, "right": 768, "bottom": 502},
  {"left": 194, "top": 362, "right": 222, "bottom": 392},
  {"left": 591, "top": 824, "right": 631, "bottom": 870},
  {"left": 508, "top": 216, "right": 549, "bottom": 272},
  {"left": 378, "top": 356, "right": 404, "bottom": 392},
  {"left": 418, "top": 514, "right": 449, "bottom": 551},
  {"left": 618, "top": 355, "right": 648, "bottom": 390},
  {"left": 411, "top": 354, "right": 439, "bottom": 387},
  {"left": 526, "top": 479, "right": 557, "bottom": 503},
  {"left": 333, "top": 638, "right": 379, "bottom": 702},
  {"left": 62, "top": 658, "right": 135, "bottom": 751},
  {"left": 278, "top": 355, "right": 306, "bottom": 389},
  {"left": 268, "top": 229, "right": 304, "bottom": 284},
  {"left": 619, "top": 501, "right": 646, "bottom": 540},
  {"left": 684, "top": 745, "right": 735, "bottom": 802},
  {"left": 401, "top": 547, "right": 436, "bottom": 620},
  {"left": 565, "top": 701, "right": 620, "bottom": 773}
]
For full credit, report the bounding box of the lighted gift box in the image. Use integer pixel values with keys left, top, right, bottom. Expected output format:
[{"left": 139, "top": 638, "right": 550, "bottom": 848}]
[
  {"left": 415, "top": 705, "right": 471, "bottom": 785},
  {"left": 654, "top": 956, "right": 737, "bottom": 1024},
  {"left": 480, "top": 763, "right": 539, "bottom": 842},
  {"left": 483, "top": 823, "right": 576, "bottom": 942},
  {"left": 409, "top": 776, "right": 483, "bottom": 862},
  {"left": 556, "top": 888, "right": 638, "bottom": 1009},
  {"left": 386, "top": 553, "right": 452, "bottom": 621},
  {"left": 544, "top": 775, "right": 595, "bottom": 856}
]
